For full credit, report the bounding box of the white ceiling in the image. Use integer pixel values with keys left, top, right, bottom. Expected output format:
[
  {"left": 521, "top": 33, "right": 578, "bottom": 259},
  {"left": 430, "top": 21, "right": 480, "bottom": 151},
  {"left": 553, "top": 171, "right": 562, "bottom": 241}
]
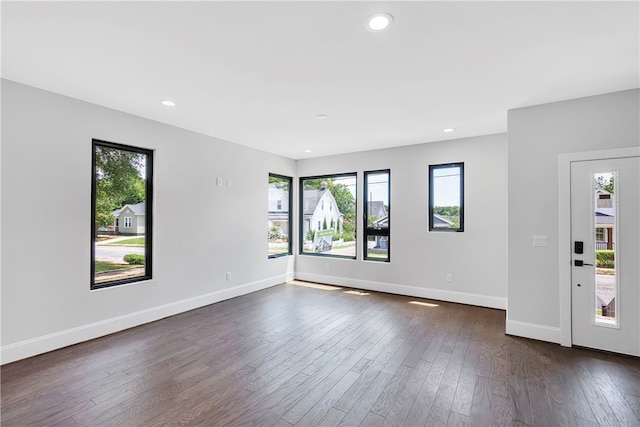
[{"left": 2, "top": 1, "right": 638, "bottom": 159}]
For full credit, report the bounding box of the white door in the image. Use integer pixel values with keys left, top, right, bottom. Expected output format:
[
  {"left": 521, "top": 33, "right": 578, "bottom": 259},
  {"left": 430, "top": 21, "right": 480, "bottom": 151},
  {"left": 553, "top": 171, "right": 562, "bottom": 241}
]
[{"left": 571, "top": 156, "right": 639, "bottom": 356}]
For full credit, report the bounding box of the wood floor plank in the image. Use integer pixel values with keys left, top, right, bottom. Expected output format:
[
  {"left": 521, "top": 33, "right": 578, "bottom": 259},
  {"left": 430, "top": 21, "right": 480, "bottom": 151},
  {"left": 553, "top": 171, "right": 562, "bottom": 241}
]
[
  {"left": 370, "top": 365, "right": 412, "bottom": 417},
  {"left": 334, "top": 337, "right": 404, "bottom": 413},
  {"left": 450, "top": 339, "right": 480, "bottom": 417},
  {"left": 469, "top": 375, "right": 493, "bottom": 427},
  {"left": 316, "top": 407, "right": 347, "bottom": 427},
  {"left": 403, "top": 350, "right": 451, "bottom": 426},
  {"left": 491, "top": 394, "right": 513, "bottom": 427},
  {"left": 447, "top": 410, "right": 472, "bottom": 427},
  {"left": 336, "top": 371, "right": 392, "bottom": 426},
  {"left": 425, "top": 329, "right": 469, "bottom": 426},
  {"left": 382, "top": 359, "right": 433, "bottom": 426},
  {"left": 359, "top": 411, "right": 386, "bottom": 427},
  {"left": 293, "top": 370, "right": 361, "bottom": 426}
]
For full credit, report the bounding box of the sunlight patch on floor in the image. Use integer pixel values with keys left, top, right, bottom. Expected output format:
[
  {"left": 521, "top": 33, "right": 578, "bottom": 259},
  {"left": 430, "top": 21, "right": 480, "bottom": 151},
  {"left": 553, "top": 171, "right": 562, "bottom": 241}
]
[
  {"left": 343, "top": 290, "right": 370, "bottom": 296},
  {"left": 409, "top": 301, "right": 439, "bottom": 307},
  {"left": 288, "top": 280, "right": 342, "bottom": 291}
]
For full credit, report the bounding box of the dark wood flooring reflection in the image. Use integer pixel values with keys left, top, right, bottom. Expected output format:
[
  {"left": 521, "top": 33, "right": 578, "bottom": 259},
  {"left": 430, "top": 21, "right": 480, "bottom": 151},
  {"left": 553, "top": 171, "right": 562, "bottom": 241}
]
[{"left": 2, "top": 281, "right": 640, "bottom": 426}]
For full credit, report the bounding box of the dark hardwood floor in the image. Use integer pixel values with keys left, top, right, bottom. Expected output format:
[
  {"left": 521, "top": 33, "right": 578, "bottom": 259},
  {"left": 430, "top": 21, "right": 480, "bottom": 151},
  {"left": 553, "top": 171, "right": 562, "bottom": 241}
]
[{"left": 2, "top": 281, "right": 639, "bottom": 426}]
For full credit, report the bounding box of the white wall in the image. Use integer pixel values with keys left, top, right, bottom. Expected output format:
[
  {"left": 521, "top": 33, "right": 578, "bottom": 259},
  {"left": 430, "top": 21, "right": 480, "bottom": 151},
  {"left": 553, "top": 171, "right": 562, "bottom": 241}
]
[
  {"left": 295, "top": 134, "right": 508, "bottom": 309},
  {"left": 0, "top": 80, "right": 296, "bottom": 363},
  {"left": 507, "top": 89, "right": 640, "bottom": 343}
]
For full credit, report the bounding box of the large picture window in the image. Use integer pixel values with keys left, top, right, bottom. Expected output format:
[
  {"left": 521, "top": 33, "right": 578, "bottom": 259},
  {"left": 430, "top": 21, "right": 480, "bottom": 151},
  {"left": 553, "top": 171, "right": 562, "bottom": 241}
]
[
  {"left": 268, "top": 174, "right": 292, "bottom": 258},
  {"left": 300, "top": 173, "right": 357, "bottom": 259},
  {"left": 364, "top": 170, "right": 390, "bottom": 262},
  {"left": 91, "top": 140, "right": 153, "bottom": 289},
  {"left": 429, "top": 162, "right": 464, "bottom": 232}
]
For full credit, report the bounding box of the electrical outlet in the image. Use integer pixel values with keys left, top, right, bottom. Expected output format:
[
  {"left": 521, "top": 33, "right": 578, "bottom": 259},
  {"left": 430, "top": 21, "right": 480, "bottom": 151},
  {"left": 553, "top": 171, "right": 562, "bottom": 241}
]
[
  {"left": 227, "top": 179, "right": 232, "bottom": 188},
  {"left": 446, "top": 273, "right": 453, "bottom": 283},
  {"left": 226, "top": 272, "right": 231, "bottom": 281}
]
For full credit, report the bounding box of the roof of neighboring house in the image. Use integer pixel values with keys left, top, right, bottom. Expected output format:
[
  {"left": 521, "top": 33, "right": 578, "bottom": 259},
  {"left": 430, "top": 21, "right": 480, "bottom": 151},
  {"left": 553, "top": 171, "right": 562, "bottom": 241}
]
[
  {"left": 595, "top": 211, "right": 614, "bottom": 225},
  {"left": 302, "top": 189, "right": 326, "bottom": 215},
  {"left": 303, "top": 183, "right": 342, "bottom": 217},
  {"left": 433, "top": 214, "right": 453, "bottom": 226},
  {"left": 375, "top": 216, "right": 389, "bottom": 227},
  {"left": 113, "top": 202, "right": 146, "bottom": 216}
]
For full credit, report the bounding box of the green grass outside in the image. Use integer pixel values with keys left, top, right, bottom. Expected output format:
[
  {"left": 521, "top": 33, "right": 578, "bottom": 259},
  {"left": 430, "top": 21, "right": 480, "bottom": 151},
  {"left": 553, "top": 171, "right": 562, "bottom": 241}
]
[
  {"left": 105, "top": 237, "right": 145, "bottom": 246},
  {"left": 94, "top": 261, "right": 141, "bottom": 273},
  {"left": 366, "top": 252, "right": 389, "bottom": 259},
  {"left": 269, "top": 247, "right": 290, "bottom": 255}
]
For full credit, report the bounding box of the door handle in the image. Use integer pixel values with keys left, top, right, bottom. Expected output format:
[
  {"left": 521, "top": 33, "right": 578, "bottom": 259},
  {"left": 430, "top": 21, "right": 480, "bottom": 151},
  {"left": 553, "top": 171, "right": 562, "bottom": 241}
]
[{"left": 574, "top": 260, "right": 594, "bottom": 267}]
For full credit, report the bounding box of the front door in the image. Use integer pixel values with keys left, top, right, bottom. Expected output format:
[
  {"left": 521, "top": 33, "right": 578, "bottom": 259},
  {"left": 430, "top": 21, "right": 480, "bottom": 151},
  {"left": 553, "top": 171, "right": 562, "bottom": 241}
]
[{"left": 570, "top": 156, "right": 639, "bottom": 356}]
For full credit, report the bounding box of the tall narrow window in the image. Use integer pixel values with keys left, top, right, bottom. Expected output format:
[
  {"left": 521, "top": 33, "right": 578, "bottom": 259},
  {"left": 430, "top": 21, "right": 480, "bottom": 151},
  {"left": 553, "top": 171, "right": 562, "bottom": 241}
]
[
  {"left": 594, "top": 172, "right": 617, "bottom": 326},
  {"left": 268, "top": 174, "right": 292, "bottom": 257},
  {"left": 429, "top": 162, "right": 464, "bottom": 232},
  {"left": 300, "top": 173, "right": 357, "bottom": 259},
  {"left": 364, "top": 170, "right": 390, "bottom": 262},
  {"left": 91, "top": 140, "right": 153, "bottom": 289}
]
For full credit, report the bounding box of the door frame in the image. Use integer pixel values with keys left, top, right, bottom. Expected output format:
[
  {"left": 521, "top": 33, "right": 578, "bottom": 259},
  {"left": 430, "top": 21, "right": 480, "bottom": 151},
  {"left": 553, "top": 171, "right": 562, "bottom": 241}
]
[{"left": 558, "top": 146, "right": 640, "bottom": 347}]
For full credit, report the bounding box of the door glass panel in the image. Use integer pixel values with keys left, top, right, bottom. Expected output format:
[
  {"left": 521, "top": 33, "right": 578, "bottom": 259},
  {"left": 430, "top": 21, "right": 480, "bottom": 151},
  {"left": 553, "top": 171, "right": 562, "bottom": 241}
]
[{"left": 594, "top": 172, "right": 617, "bottom": 326}]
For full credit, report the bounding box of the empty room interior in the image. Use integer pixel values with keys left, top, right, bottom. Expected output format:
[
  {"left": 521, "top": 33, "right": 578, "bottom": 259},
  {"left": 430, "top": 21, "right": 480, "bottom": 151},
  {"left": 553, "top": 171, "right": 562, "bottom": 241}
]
[{"left": 1, "top": 1, "right": 639, "bottom": 426}]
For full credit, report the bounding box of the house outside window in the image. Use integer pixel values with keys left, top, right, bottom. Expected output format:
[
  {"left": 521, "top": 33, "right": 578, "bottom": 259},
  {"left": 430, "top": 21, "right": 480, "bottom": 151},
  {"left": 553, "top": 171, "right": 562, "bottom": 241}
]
[
  {"left": 300, "top": 173, "right": 356, "bottom": 258},
  {"left": 268, "top": 174, "right": 292, "bottom": 257},
  {"left": 364, "top": 170, "right": 390, "bottom": 262},
  {"left": 92, "top": 139, "right": 153, "bottom": 289}
]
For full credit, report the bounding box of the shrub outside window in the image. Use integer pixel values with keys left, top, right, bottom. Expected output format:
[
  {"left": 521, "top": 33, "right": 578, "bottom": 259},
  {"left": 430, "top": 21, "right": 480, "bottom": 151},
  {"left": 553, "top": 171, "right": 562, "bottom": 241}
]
[
  {"left": 300, "top": 173, "right": 357, "bottom": 259},
  {"left": 268, "top": 174, "right": 292, "bottom": 257},
  {"left": 429, "top": 162, "right": 464, "bottom": 232},
  {"left": 91, "top": 140, "right": 153, "bottom": 289},
  {"left": 364, "top": 170, "right": 390, "bottom": 262}
]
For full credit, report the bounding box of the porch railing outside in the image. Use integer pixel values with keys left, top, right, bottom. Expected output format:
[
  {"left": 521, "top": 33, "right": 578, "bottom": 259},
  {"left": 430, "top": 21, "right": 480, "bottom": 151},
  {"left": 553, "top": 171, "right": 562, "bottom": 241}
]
[{"left": 596, "top": 241, "right": 614, "bottom": 250}]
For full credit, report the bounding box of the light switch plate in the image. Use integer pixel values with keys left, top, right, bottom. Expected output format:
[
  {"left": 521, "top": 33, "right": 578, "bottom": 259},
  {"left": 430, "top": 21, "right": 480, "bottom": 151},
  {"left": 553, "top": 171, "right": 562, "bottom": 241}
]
[{"left": 533, "top": 235, "right": 547, "bottom": 247}]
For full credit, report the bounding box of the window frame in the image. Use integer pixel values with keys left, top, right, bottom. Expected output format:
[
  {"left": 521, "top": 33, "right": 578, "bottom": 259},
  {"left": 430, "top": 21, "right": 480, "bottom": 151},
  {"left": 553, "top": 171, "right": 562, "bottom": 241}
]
[
  {"left": 268, "top": 173, "right": 293, "bottom": 258},
  {"left": 428, "top": 162, "right": 464, "bottom": 232},
  {"left": 299, "top": 172, "right": 357, "bottom": 260},
  {"left": 363, "top": 169, "right": 390, "bottom": 262},
  {"left": 91, "top": 139, "right": 154, "bottom": 290}
]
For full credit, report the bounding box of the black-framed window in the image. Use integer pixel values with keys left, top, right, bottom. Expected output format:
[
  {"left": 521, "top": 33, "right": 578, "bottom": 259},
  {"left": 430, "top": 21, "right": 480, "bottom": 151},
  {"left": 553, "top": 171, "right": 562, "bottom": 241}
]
[
  {"left": 91, "top": 140, "right": 153, "bottom": 289},
  {"left": 300, "top": 173, "right": 357, "bottom": 259},
  {"left": 268, "top": 173, "right": 292, "bottom": 258},
  {"left": 429, "top": 162, "right": 464, "bottom": 232},
  {"left": 364, "top": 170, "right": 390, "bottom": 262}
]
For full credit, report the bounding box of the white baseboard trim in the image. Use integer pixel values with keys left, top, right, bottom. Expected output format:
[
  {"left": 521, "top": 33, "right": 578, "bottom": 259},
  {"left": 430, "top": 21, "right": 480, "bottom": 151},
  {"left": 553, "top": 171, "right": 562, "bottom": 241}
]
[
  {"left": 294, "top": 273, "right": 507, "bottom": 310},
  {"left": 1, "top": 273, "right": 291, "bottom": 365},
  {"left": 505, "top": 317, "right": 561, "bottom": 344}
]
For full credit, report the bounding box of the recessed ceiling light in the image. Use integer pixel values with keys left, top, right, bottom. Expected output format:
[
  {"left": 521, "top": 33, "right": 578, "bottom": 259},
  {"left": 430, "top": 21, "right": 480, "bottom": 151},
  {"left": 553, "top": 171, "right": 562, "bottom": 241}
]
[
  {"left": 305, "top": 149, "right": 312, "bottom": 153},
  {"left": 367, "top": 13, "right": 393, "bottom": 32},
  {"left": 443, "top": 128, "right": 455, "bottom": 133},
  {"left": 317, "top": 114, "right": 328, "bottom": 120},
  {"left": 161, "top": 99, "right": 176, "bottom": 107}
]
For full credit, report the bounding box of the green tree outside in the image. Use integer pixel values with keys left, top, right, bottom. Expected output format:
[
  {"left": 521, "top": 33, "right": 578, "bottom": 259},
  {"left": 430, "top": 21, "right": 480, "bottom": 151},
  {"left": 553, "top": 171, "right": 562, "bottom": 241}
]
[
  {"left": 94, "top": 146, "right": 146, "bottom": 236},
  {"left": 434, "top": 206, "right": 460, "bottom": 228}
]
